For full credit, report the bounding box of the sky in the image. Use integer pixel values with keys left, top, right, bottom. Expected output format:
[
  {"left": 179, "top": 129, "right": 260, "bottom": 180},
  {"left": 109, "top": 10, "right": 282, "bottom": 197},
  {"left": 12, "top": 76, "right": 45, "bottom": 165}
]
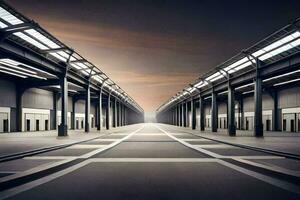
[{"left": 7, "top": 0, "right": 300, "bottom": 113}]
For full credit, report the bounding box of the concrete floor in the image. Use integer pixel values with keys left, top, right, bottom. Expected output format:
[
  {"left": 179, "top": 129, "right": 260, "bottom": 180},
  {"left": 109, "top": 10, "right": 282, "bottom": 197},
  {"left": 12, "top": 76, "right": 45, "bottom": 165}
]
[{"left": 0, "top": 123, "right": 299, "bottom": 199}]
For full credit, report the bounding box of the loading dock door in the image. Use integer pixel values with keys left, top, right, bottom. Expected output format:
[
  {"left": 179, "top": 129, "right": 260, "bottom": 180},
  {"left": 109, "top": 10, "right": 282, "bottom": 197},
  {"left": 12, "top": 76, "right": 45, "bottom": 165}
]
[{"left": 0, "top": 113, "right": 8, "bottom": 133}]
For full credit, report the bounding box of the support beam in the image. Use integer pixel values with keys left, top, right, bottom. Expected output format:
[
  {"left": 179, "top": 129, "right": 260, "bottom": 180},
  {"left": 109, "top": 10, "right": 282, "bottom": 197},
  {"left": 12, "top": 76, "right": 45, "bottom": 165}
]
[
  {"left": 85, "top": 84, "right": 90, "bottom": 133},
  {"left": 71, "top": 97, "right": 75, "bottom": 130},
  {"left": 53, "top": 92, "right": 57, "bottom": 130},
  {"left": 58, "top": 75, "right": 68, "bottom": 137},
  {"left": 272, "top": 91, "right": 279, "bottom": 131},
  {"left": 228, "top": 82, "right": 236, "bottom": 136},
  {"left": 192, "top": 98, "right": 196, "bottom": 130},
  {"left": 97, "top": 90, "right": 102, "bottom": 131},
  {"left": 185, "top": 101, "right": 188, "bottom": 127},
  {"left": 181, "top": 103, "right": 184, "bottom": 127},
  {"left": 211, "top": 90, "right": 218, "bottom": 132},
  {"left": 113, "top": 99, "right": 117, "bottom": 128},
  {"left": 16, "top": 86, "right": 25, "bottom": 132},
  {"left": 118, "top": 101, "right": 121, "bottom": 126},
  {"left": 106, "top": 94, "right": 111, "bottom": 130},
  {"left": 239, "top": 98, "right": 244, "bottom": 130},
  {"left": 254, "top": 59, "right": 263, "bottom": 137},
  {"left": 199, "top": 96, "right": 205, "bottom": 131}
]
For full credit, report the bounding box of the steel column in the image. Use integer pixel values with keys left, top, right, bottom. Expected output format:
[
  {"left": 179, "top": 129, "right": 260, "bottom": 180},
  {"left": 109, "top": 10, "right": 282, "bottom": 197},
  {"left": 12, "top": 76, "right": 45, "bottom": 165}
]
[
  {"left": 85, "top": 84, "right": 90, "bottom": 133},
  {"left": 58, "top": 75, "right": 68, "bottom": 136},
  {"left": 97, "top": 90, "right": 102, "bottom": 131},
  {"left": 71, "top": 97, "right": 75, "bottom": 130},
  {"left": 106, "top": 94, "right": 110, "bottom": 130},
  {"left": 272, "top": 91, "right": 279, "bottom": 131},
  {"left": 192, "top": 98, "right": 196, "bottom": 130},
  {"left": 199, "top": 96, "right": 205, "bottom": 131},
  {"left": 211, "top": 90, "right": 218, "bottom": 132},
  {"left": 228, "top": 82, "right": 236, "bottom": 136},
  {"left": 254, "top": 59, "right": 263, "bottom": 137},
  {"left": 185, "top": 101, "right": 188, "bottom": 127}
]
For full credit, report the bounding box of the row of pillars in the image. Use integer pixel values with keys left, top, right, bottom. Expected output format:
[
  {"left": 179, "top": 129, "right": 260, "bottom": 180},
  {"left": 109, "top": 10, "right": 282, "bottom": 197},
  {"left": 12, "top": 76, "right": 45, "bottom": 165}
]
[
  {"left": 58, "top": 78, "right": 129, "bottom": 136},
  {"left": 158, "top": 59, "right": 265, "bottom": 137},
  {"left": 14, "top": 73, "right": 130, "bottom": 136}
]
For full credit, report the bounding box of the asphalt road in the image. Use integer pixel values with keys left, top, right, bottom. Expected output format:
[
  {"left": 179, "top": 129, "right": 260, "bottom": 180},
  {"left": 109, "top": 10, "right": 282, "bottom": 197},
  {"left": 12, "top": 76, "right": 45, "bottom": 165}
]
[{"left": 0, "top": 123, "right": 299, "bottom": 200}]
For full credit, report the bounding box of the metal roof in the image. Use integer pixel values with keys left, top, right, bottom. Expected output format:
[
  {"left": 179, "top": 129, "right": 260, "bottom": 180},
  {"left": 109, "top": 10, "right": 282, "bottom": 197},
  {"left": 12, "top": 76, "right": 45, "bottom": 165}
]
[{"left": 0, "top": 1, "right": 143, "bottom": 113}]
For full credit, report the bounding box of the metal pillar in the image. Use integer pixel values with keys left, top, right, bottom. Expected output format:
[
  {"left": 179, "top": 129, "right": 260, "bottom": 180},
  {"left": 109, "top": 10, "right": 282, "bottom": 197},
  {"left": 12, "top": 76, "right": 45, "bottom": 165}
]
[
  {"left": 199, "top": 96, "right": 205, "bottom": 131},
  {"left": 240, "top": 98, "right": 244, "bottom": 130},
  {"left": 16, "top": 86, "right": 25, "bottom": 132},
  {"left": 272, "top": 91, "right": 279, "bottom": 131},
  {"left": 97, "top": 90, "right": 102, "bottom": 131},
  {"left": 113, "top": 99, "right": 117, "bottom": 128},
  {"left": 106, "top": 94, "right": 110, "bottom": 130},
  {"left": 118, "top": 101, "right": 121, "bottom": 126},
  {"left": 53, "top": 92, "right": 57, "bottom": 130},
  {"left": 254, "top": 58, "right": 263, "bottom": 137},
  {"left": 120, "top": 103, "right": 123, "bottom": 126},
  {"left": 181, "top": 103, "right": 184, "bottom": 127},
  {"left": 85, "top": 84, "right": 90, "bottom": 133},
  {"left": 192, "top": 98, "right": 196, "bottom": 130},
  {"left": 123, "top": 106, "right": 126, "bottom": 125},
  {"left": 71, "top": 97, "right": 75, "bottom": 130},
  {"left": 58, "top": 75, "right": 68, "bottom": 137},
  {"left": 211, "top": 90, "right": 218, "bottom": 132},
  {"left": 185, "top": 101, "right": 188, "bottom": 127},
  {"left": 228, "top": 82, "right": 236, "bottom": 136}
]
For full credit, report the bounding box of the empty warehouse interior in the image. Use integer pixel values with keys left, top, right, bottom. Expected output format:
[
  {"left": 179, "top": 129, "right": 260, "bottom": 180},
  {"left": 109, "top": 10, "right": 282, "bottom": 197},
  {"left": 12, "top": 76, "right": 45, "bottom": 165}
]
[{"left": 0, "top": 1, "right": 299, "bottom": 200}]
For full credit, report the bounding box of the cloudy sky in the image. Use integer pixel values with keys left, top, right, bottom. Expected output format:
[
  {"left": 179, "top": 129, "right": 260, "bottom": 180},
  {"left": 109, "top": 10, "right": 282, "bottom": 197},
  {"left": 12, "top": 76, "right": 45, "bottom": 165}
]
[{"left": 7, "top": 0, "right": 300, "bottom": 113}]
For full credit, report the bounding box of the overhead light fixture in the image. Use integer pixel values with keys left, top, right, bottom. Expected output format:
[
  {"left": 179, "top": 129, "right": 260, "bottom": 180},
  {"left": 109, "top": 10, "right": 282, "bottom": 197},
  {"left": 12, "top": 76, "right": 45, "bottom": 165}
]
[
  {"left": 263, "top": 69, "right": 300, "bottom": 82},
  {"left": 0, "top": 69, "right": 27, "bottom": 78},
  {"left": 235, "top": 83, "right": 254, "bottom": 90},
  {"left": 274, "top": 78, "right": 300, "bottom": 86},
  {"left": 0, "top": 65, "right": 46, "bottom": 79},
  {"left": 242, "top": 90, "right": 254, "bottom": 95},
  {"left": 218, "top": 90, "right": 228, "bottom": 95}
]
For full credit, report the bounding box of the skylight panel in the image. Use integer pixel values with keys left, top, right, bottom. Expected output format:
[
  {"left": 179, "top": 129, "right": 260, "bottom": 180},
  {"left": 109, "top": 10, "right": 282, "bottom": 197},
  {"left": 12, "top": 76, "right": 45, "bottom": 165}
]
[
  {"left": 0, "top": 21, "right": 7, "bottom": 28},
  {"left": 25, "top": 29, "right": 60, "bottom": 49},
  {"left": 0, "top": 7, "right": 23, "bottom": 25},
  {"left": 206, "top": 72, "right": 221, "bottom": 81},
  {"left": 50, "top": 52, "right": 67, "bottom": 62},
  {"left": 13, "top": 32, "right": 49, "bottom": 50},
  {"left": 256, "top": 31, "right": 300, "bottom": 61}
]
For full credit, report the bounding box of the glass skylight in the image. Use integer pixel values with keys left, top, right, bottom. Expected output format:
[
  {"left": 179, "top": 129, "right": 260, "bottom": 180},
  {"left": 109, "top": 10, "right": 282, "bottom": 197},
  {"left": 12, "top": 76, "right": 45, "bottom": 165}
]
[{"left": 0, "top": 7, "right": 23, "bottom": 25}]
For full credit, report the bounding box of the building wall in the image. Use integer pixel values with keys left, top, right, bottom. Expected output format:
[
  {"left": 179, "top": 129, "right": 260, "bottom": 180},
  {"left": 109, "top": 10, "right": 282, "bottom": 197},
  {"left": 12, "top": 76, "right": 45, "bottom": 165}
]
[{"left": 0, "top": 80, "right": 16, "bottom": 108}]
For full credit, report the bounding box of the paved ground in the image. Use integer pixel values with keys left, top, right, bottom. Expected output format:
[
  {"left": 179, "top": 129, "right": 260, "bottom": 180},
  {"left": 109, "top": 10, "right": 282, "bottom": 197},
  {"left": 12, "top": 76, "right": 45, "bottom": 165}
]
[{"left": 0, "top": 123, "right": 299, "bottom": 199}]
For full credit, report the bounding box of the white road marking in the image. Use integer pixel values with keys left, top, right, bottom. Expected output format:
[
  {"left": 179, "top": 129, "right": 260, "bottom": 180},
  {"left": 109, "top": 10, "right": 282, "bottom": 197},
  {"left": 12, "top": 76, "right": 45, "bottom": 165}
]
[
  {"left": 66, "top": 145, "right": 107, "bottom": 149},
  {"left": 0, "top": 125, "right": 145, "bottom": 199},
  {"left": 88, "top": 158, "right": 218, "bottom": 162},
  {"left": 217, "top": 159, "right": 300, "bottom": 195},
  {"left": 156, "top": 125, "right": 222, "bottom": 158},
  {"left": 156, "top": 124, "right": 300, "bottom": 195},
  {"left": 192, "top": 144, "right": 238, "bottom": 149},
  {"left": 234, "top": 158, "right": 300, "bottom": 177},
  {"left": 181, "top": 138, "right": 210, "bottom": 142},
  {"left": 93, "top": 138, "right": 119, "bottom": 142}
]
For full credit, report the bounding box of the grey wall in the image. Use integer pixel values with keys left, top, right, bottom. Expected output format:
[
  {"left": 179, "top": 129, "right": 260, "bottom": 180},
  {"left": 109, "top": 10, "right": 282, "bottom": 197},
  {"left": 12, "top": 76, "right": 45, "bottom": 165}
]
[
  {"left": 279, "top": 87, "right": 300, "bottom": 108},
  {"left": 23, "top": 88, "right": 53, "bottom": 109},
  {"left": 243, "top": 94, "right": 274, "bottom": 112},
  {"left": 0, "top": 80, "right": 16, "bottom": 107},
  {"left": 218, "top": 102, "right": 227, "bottom": 114}
]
